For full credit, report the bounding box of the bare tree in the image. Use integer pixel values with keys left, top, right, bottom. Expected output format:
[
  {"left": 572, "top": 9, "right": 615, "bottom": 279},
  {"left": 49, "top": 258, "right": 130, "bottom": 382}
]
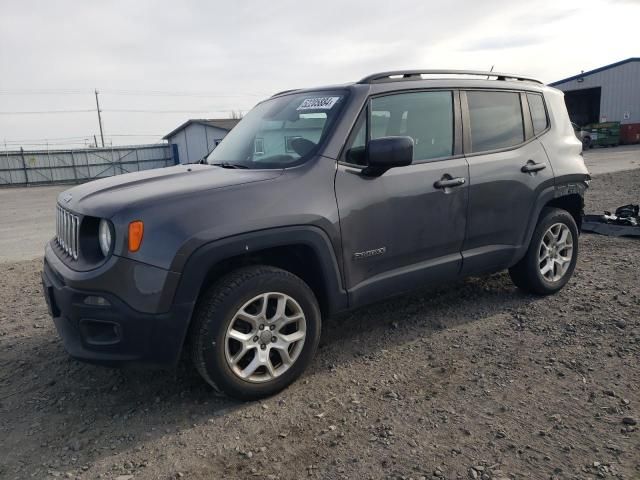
[{"left": 230, "top": 110, "right": 243, "bottom": 119}]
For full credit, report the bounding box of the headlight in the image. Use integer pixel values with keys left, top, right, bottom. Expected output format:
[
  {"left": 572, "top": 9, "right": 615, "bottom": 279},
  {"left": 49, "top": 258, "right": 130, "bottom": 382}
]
[{"left": 98, "top": 219, "right": 113, "bottom": 257}]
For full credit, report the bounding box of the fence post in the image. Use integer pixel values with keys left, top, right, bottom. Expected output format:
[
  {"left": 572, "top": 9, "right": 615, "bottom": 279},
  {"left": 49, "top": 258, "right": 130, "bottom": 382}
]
[
  {"left": 70, "top": 150, "right": 79, "bottom": 183},
  {"left": 46, "top": 141, "right": 53, "bottom": 182},
  {"left": 20, "top": 147, "right": 29, "bottom": 186}
]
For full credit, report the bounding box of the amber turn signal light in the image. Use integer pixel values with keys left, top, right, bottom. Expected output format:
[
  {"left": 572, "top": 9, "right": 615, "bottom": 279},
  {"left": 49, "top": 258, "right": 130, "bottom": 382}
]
[{"left": 128, "top": 220, "right": 144, "bottom": 252}]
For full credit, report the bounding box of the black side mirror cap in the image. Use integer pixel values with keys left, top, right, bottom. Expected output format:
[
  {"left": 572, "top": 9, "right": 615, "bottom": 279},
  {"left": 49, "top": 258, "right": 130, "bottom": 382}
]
[{"left": 362, "top": 136, "right": 414, "bottom": 177}]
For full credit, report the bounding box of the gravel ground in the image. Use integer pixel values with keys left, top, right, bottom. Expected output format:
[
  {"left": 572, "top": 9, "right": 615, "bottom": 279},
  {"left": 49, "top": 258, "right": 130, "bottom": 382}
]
[
  {"left": 0, "top": 185, "right": 65, "bottom": 263},
  {"left": 1, "top": 169, "right": 639, "bottom": 480}
]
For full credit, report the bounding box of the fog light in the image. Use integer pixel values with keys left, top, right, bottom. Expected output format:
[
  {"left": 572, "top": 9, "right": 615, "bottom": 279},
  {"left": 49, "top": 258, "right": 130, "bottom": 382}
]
[
  {"left": 79, "top": 319, "right": 121, "bottom": 345},
  {"left": 84, "top": 295, "right": 111, "bottom": 306}
]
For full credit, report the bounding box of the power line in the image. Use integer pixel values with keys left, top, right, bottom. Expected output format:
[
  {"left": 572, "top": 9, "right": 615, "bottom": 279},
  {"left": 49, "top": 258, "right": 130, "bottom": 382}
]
[
  {"left": 0, "top": 109, "right": 95, "bottom": 114},
  {"left": 103, "top": 108, "right": 252, "bottom": 113},
  {"left": 0, "top": 88, "right": 267, "bottom": 97},
  {"left": 101, "top": 89, "right": 265, "bottom": 98},
  {"left": 3, "top": 134, "right": 165, "bottom": 143},
  {"left": 0, "top": 89, "right": 89, "bottom": 95},
  {"left": 0, "top": 108, "right": 252, "bottom": 115}
]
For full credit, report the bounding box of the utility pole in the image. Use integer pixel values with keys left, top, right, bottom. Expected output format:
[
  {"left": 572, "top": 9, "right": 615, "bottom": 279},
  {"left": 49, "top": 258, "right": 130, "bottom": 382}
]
[{"left": 94, "top": 89, "right": 105, "bottom": 147}]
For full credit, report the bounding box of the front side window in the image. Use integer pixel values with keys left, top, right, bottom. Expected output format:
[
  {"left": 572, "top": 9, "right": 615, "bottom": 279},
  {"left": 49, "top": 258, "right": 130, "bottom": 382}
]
[
  {"left": 370, "top": 91, "right": 453, "bottom": 162},
  {"left": 207, "top": 90, "right": 347, "bottom": 169},
  {"left": 527, "top": 93, "right": 549, "bottom": 135},
  {"left": 467, "top": 91, "right": 524, "bottom": 153}
]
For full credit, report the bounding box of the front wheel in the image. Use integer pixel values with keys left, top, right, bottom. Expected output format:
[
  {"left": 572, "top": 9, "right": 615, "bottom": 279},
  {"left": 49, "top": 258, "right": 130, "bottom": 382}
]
[
  {"left": 189, "top": 266, "right": 321, "bottom": 400},
  {"left": 509, "top": 208, "right": 579, "bottom": 295}
]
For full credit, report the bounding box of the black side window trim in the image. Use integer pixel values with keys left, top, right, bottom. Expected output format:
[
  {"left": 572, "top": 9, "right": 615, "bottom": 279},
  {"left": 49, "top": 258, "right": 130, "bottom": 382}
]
[
  {"left": 338, "top": 88, "right": 463, "bottom": 167},
  {"left": 341, "top": 107, "right": 369, "bottom": 167},
  {"left": 461, "top": 88, "right": 543, "bottom": 157}
]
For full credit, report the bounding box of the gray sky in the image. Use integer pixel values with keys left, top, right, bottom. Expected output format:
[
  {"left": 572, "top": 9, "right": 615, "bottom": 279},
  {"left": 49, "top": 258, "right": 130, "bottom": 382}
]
[{"left": 1, "top": 0, "right": 638, "bottom": 149}]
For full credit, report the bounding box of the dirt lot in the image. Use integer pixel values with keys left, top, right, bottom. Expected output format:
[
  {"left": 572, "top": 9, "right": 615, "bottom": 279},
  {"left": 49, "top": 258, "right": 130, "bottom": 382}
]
[{"left": 1, "top": 169, "right": 639, "bottom": 480}]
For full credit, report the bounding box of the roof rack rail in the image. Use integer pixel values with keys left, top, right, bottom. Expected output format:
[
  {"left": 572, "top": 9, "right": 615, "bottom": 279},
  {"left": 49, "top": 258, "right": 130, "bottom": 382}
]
[
  {"left": 271, "top": 88, "right": 300, "bottom": 97},
  {"left": 358, "top": 70, "right": 543, "bottom": 85}
]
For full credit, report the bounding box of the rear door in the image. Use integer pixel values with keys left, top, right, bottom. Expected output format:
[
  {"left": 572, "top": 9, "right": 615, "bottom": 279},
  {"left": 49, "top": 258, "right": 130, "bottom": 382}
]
[
  {"left": 334, "top": 90, "right": 469, "bottom": 306},
  {"left": 460, "top": 89, "right": 554, "bottom": 274}
]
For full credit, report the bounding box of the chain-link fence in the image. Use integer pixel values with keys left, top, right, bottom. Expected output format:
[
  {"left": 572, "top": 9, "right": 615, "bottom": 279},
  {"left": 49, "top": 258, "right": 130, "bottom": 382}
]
[{"left": 0, "top": 144, "right": 176, "bottom": 186}]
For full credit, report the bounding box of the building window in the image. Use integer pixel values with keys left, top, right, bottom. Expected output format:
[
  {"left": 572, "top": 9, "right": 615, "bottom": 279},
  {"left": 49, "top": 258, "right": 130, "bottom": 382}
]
[{"left": 254, "top": 137, "right": 264, "bottom": 155}]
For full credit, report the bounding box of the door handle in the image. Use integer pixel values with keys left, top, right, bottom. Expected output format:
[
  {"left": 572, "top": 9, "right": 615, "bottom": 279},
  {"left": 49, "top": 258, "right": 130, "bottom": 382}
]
[
  {"left": 521, "top": 161, "right": 547, "bottom": 173},
  {"left": 434, "top": 177, "right": 466, "bottom": 189}
]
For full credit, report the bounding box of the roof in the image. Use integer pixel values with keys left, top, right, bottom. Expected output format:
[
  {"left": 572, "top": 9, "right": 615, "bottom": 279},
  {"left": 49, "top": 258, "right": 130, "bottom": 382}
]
[
  {"left": 163, "top": 118, "right": 241, "bottom": 139},
  {"left": 549, "top": 57, "right": 640, "bottom": 86}
]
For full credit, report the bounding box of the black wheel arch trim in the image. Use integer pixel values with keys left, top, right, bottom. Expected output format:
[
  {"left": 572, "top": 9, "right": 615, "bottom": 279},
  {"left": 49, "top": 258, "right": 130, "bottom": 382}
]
[
  {"left": 514, "top": 174, "right": 589, "bottom": 264},
  {"left": 171, "top": 225, "right": 349, "bottom": 315}
]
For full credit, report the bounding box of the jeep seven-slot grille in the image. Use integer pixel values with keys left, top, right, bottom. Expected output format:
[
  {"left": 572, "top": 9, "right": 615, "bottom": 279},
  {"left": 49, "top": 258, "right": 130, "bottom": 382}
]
[{"left": 56, "top": 205, "right": 79, "bottom": 260}]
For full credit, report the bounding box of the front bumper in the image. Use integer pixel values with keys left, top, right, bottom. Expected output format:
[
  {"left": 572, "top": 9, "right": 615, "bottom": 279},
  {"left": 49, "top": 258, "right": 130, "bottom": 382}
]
[{"left": 42, "top": 243, "right": 195, "bottom": 366}]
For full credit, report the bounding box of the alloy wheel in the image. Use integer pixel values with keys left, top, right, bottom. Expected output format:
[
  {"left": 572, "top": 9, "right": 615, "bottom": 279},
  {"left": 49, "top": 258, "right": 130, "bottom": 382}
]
[
  {"left": 538, "top": 222, "right": 574, "bottom": 282},
  {"left": 224, "top": 292, "right": 306, "bottom": 383}
]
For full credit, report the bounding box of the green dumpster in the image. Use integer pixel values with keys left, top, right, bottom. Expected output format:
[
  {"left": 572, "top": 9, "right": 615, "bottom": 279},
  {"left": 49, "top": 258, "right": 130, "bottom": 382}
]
[{"left": 587, "top": 121, "right": 621, "bottom": 147}]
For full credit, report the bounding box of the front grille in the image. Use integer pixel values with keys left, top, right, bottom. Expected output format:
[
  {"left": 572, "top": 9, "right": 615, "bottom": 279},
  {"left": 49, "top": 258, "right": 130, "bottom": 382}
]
[{"left": 56, "top": 205, "right": 80, "bottom": 260}]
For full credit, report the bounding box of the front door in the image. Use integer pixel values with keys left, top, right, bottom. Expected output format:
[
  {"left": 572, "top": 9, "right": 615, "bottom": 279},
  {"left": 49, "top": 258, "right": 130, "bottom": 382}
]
[{"left": 334, "top": 90, "right": 469, "bottom": 307}]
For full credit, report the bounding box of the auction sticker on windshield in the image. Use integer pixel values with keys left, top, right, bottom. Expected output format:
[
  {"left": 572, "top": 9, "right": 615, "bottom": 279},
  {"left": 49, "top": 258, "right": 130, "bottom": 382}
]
[{"left": 297, "top": 96, "right": 340, "bottom": 110}]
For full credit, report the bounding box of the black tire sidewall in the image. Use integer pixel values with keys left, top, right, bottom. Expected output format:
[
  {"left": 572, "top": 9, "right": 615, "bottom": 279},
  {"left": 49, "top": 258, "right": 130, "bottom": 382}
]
[
  {"left": 527, "top": 209, "right": 579, "bottom": 294},
  {"left": 197, "top": 269, "right": 321, "bottom": 400}
]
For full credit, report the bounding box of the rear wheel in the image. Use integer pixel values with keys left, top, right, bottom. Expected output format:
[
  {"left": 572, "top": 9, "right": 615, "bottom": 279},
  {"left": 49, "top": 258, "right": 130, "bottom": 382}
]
[
  {"left": 189, "top": 266, "right": 321, "bottom": 400},
  {"left": 509, "top": 208, "right": 579, "bottom": 295},
  {"left": 582, "top": 136, "right": 591, "bottom": 150}
]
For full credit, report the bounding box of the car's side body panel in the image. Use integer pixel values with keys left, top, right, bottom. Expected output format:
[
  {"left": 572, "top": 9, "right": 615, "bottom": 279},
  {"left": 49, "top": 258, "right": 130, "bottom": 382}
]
[
  {"left": 539, "top": 87, "right": 590, "bottom": 182},
  {"left": 336, "top": 157, "right": 469, "bottom": 307}
]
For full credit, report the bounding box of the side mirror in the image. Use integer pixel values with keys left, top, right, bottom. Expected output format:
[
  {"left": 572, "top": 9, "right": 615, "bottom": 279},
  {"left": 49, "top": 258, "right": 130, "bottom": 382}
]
[{"left": 363, "top": 136, "right": 413, "bottom": 176}]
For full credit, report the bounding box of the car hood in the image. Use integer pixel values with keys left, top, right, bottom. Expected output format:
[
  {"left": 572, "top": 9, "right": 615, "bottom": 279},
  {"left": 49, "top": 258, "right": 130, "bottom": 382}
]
[{"left": 58, "top": 164, "right": 282, "bottom": 218}]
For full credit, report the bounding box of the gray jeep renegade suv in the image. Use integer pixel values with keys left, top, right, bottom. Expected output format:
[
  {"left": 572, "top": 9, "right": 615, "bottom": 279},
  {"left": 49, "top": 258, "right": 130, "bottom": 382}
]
[{"left": 42, "top": 70, "right": 590, "bottom": 399}]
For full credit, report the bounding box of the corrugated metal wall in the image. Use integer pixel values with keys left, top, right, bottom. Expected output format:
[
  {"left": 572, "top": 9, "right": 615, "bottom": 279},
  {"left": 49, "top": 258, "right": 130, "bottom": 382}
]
[
  {"left": 167, "top": 124, "right": 229, "bottom": 164},
  {"left": 0, "top": 144, "right": 175, "bottom": 186},
  {"left": 551, "top": 61, "right": 640, "bottom": 125}
]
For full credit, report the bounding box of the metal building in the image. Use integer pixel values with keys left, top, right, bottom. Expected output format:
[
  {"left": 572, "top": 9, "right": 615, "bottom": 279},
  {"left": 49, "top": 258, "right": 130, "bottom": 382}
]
[
  {"left": 163, "top": 118, "right": 240, "bottom": 164},
  {"left": 549, "top": 58, "right": 640, "bottom": 144}
]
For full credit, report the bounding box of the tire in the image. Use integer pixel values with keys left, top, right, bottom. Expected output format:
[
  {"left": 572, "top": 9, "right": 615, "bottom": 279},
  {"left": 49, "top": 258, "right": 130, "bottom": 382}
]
[
  {"left": 509, "top": 208, "right": 579, "bottom": 295},
  {"left": 582, "top": 136, "right": 591, "bottom": 150},
  {"left": 189, "top": 265, "right": 321, "bottom": 400}
]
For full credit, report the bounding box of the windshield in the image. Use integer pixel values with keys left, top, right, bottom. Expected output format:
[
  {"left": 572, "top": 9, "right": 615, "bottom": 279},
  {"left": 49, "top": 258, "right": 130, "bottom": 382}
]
[{"left": 207, "top": 90, "right": 347, "bottom": 169}]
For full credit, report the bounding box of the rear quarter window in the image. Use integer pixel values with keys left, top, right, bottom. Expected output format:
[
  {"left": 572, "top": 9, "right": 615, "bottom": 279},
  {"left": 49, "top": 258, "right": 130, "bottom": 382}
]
[{"left": 527, "top": 93, "right": 549, "bottom": 135}]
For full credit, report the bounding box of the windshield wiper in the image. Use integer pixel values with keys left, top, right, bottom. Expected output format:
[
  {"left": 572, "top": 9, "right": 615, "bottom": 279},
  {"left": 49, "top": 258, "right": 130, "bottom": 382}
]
[{"left": 210, "top": 162, "right": 249, "bottom": 169}]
